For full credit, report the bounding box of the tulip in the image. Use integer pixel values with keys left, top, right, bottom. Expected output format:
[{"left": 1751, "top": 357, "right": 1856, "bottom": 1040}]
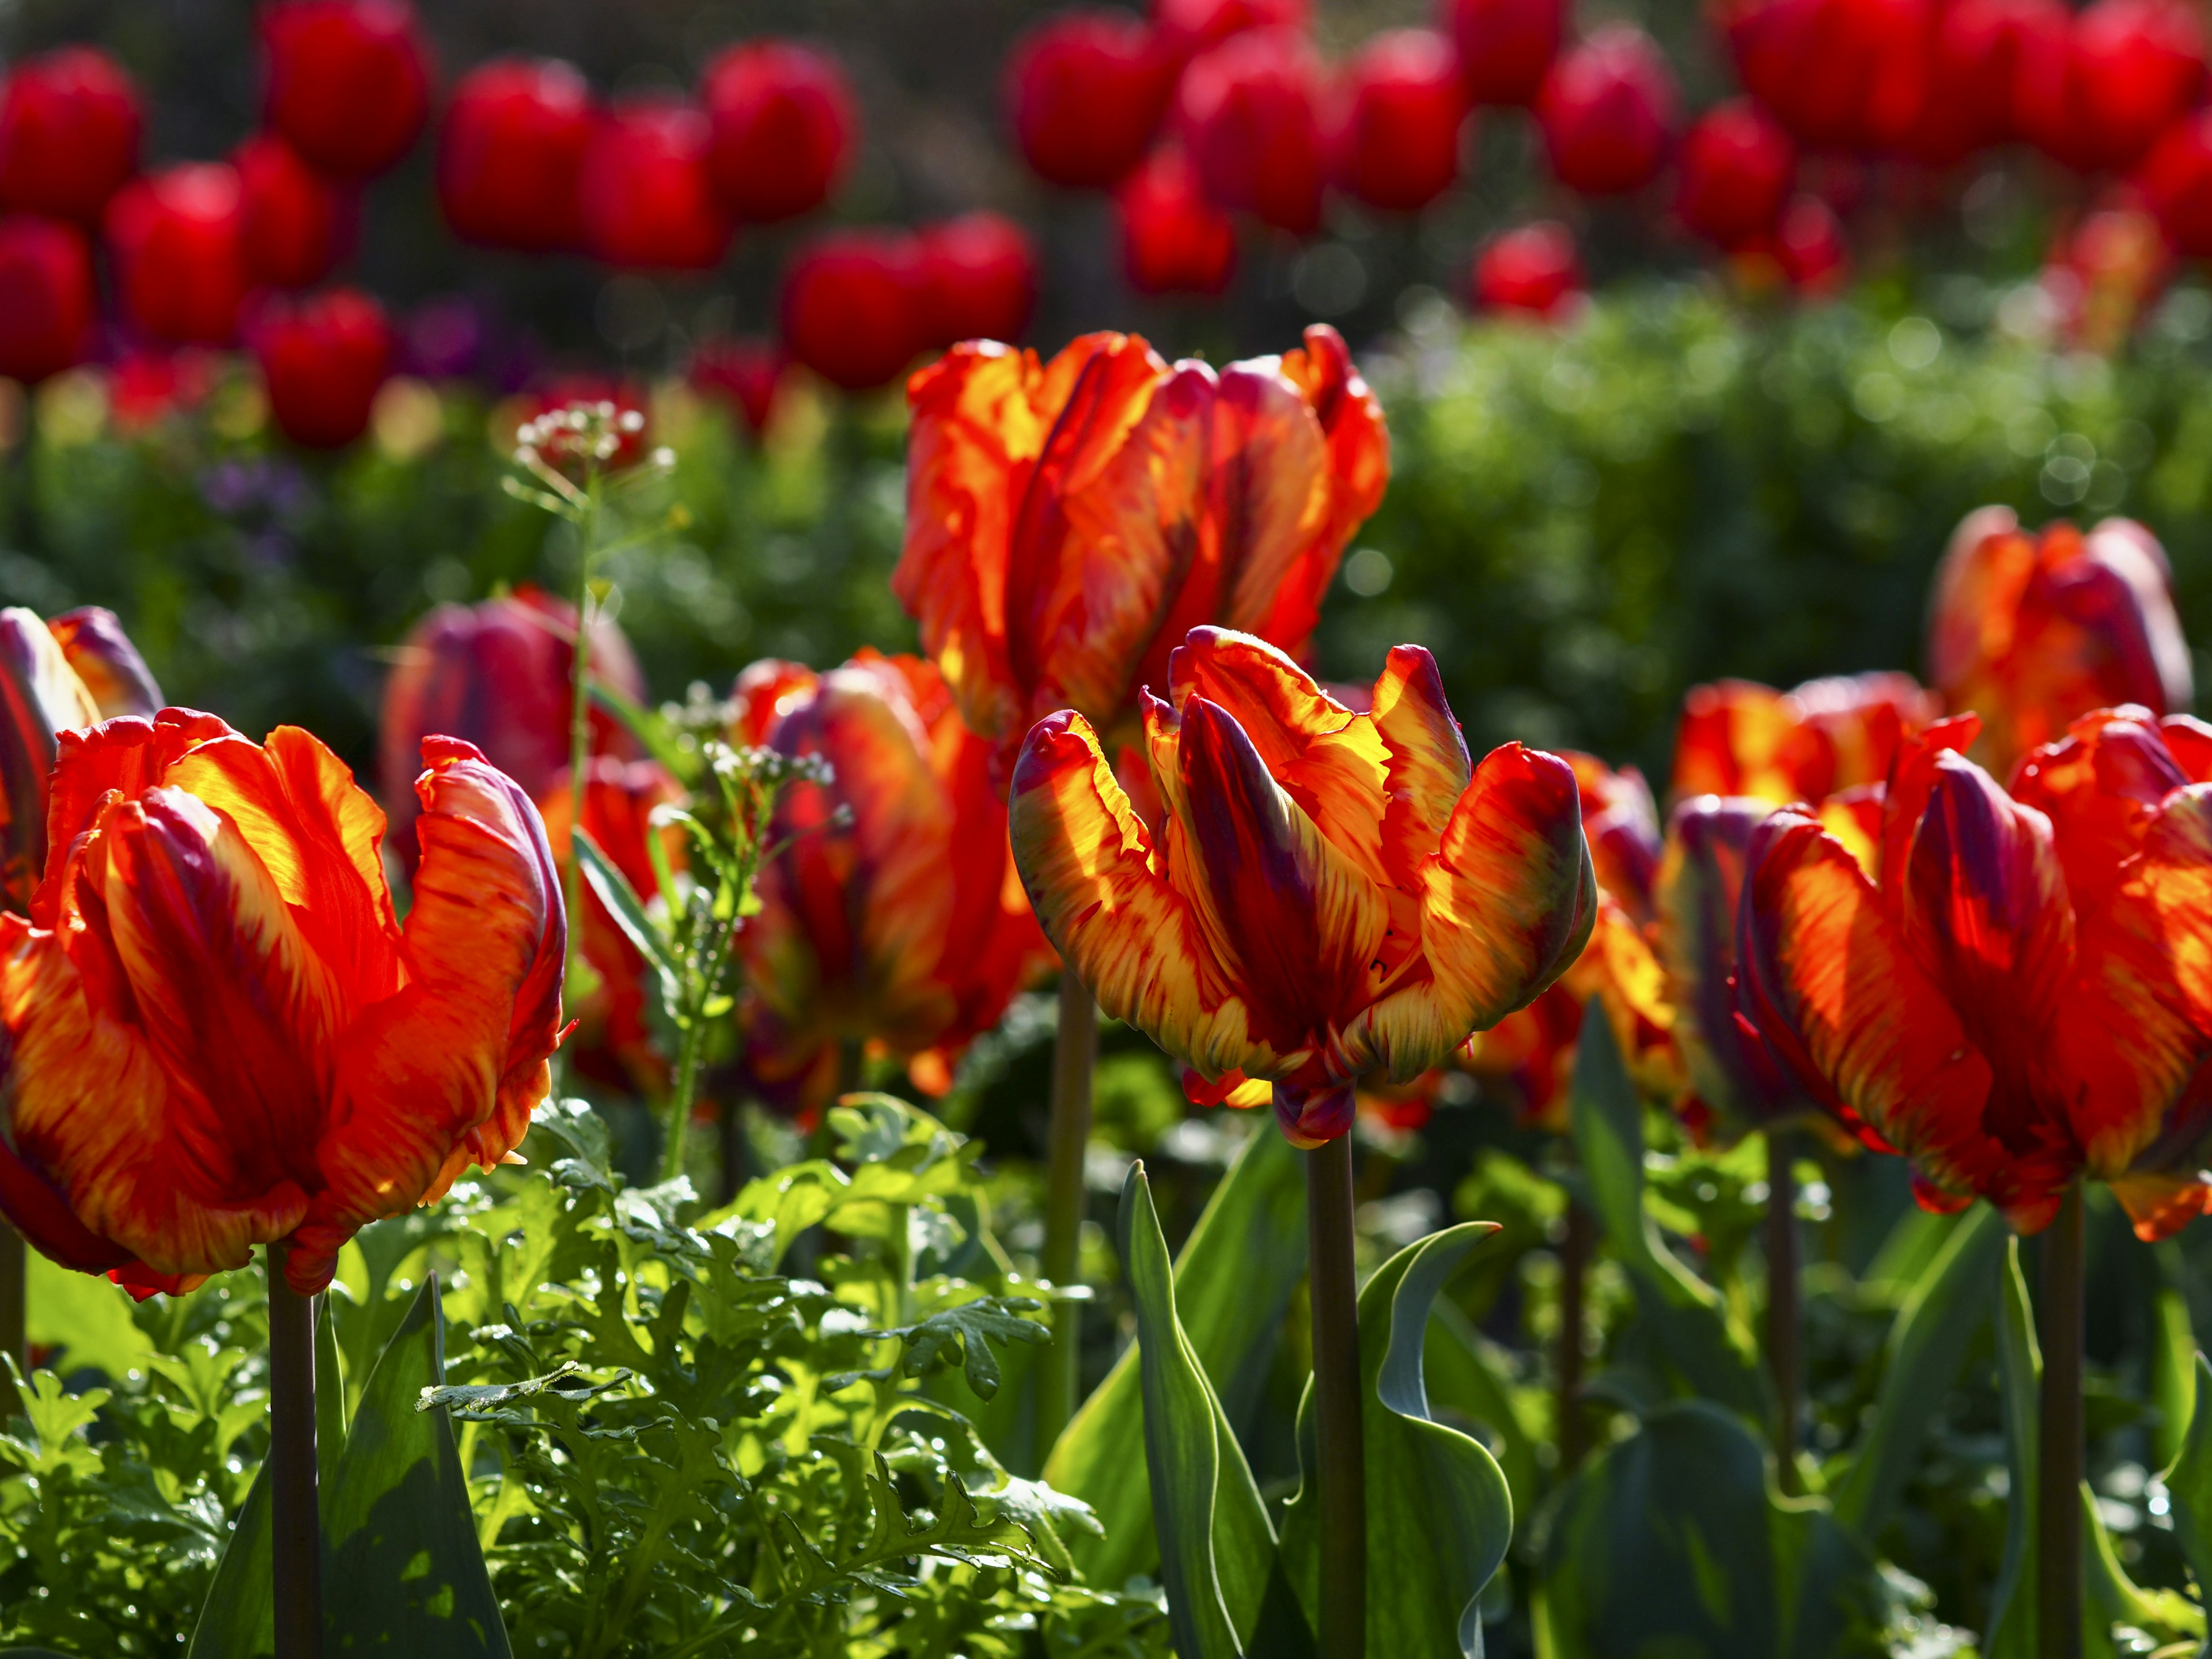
[
  {"left": 0, "top": 216, "right": 94, "bottom": 384},
  {"left": 702, "top": 40, "right": 857, "bottom": 224},
  {"left": 779, "top": 229, "right": 925, "bottom": 392},
  {"left": 261, "top": 0, "right": 432, "bottom": 180},
  {"left": 738, "top": 652, "right": 1052, "bottom": 1110},
  {"left": 1929, "top": 506, "right": 2191, "bottom": 778},
  {"left": 2017, "top": 0, "right": 2206, "bottom": 173},
  {"left": 1471, "top": 219, "right": 1582, "bottom": 317},
  {"left": 105, "top": 163, "right": 247, "bottom": 346},
  {"left": 1673, "top": 671, "right": 1937, "bottom": 805},
  {"left": 898, "top": 324, "right": 1388, "bottom": 754},
  {"left": 1331, "top": 29, "right": 1469, "bottom": 214},
  {"left": 1178, "top": 27, "right": 1328, "bottom": 236},
  {"left": 438, "top": 58, "right": 594, "bottom": 253},
  {"left": 253, "top": 287, "right": 392, "bottom": 450},
  {"left": 1773, "top": 194, "right": 1849, "bottom": 295},
  {"left": 236, "top": 134, "right": 351, "bottom": 290},
  {"left": 690, "top": 335, "right": 787, "bottom": 438},
  {"left": 1905, "top": 0, "right": 2062, "bottom": 168},
  {"left": 0, "top": 46, "right": 141, "bottom": 225},
  {"left": 1117, "top": 146, "right": 1238, "bottom": 294},
  {"left": 1005, "top": 11, "right": 1179, "bottom": 191},
  {"left": 1536, "top": 25, "right": 1677, "bottom": 197},
  {"left": 1155, "top": 0, "right": 1313, "bottom": 58},
  {"left": 2141, "top": 110, "right": 2212, "bottom": 256},
  {"left": 579, "top": 98, "right": 732, "bottom": 271},
  {"left": 914, "top": 212, "right": 1038, "bottom": 348},
  {"left": 1723, "top": 0, "right": 1931, "bottom": 153},
  {"left": 1444, "top": 0, "right": 1562, "bottom": 107},
  {"left": 1677, "top": 99, "right": 1794, "bottom": 249}
]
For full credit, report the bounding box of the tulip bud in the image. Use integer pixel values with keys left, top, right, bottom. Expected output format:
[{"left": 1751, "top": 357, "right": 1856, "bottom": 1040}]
[
  {"left": 0, "top": 47, "right": 141, "bottom": 225},
  {"left": 1471, "top": 219, "right": 1582, "bottom": 317},
  {"left": 1536, "top": 25, "right": 1677, "bottom": 197},
  {"left": 2017, "top": 0, "right": 2206, "bottom": 173},
  {"left": 235, "top": 134, "right": 351, "bottom": 290},
  {"left": 1006, "top": 11, "right": 1178, "bottom": 190},
  {"left": 0, "top": 216, "right": 94, "bottom": 384},
  {"left": 1155, "top": 0, "right": 1313, "bottom": 58},
  {"left": 1331, "top": 29, "right": 1468, "bottom": 213},
  {"left": 1179, "top": 27, "right": 1328, "bottom": 236},
  {"left": 2142, "top": 109, "right": 2212, "bottom": 256},
  {"left": 1724, "top": 0, "right": 1931, "bottom": 153},
  {"left": 1444, "top": 0, "right": 1562, "bottom": 106},
  {"left": 914, "top": 213, "right": 1037, "bottom": 348},
  {"left": 702, "top": 40, "right": 857, "bottom": 224},
  {"left": 779, "top": 229, "right": 924, "bottom": 392},
  {"left": 1117, "top": 146, "right": 1238, "bottom": 293},
  {"left": 261, "top": 0, "right": 433, "bottom": 180},
  {"left": 690, "top": 336, "right": 787, "bottom": 438},
  {"left": 105, "top": 163, "right": 247, "bottom": 345},
  {"left": 254, "top": 287, "right": 392, "bottom": 449},
  {"left": 1678, "top": 99, "right": 1794, "bottom": 248},
  {"left": 579, "top": 97, "right": 732, "bottom": 271},
  {"left": 438, "top": 58, "right": 594, "bottom": 253}
]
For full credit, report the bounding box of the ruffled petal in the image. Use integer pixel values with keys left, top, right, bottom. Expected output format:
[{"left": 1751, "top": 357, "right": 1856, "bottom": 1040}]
[
  {"left": 40, "top": 709, "right": 236, "bottom": 913},
  {"left": 728, "top": 659, "right": 820, "bottom": 747},
  {"left": 1567, "top": 752, "right": 1662, "bottom": 922},
  {"left": 2010, "top": 706, "right": 2187, "bottom": 907},
  {"left": 47, "top": 608, "right": 164, "bottom": 720},
  {"left": 1368, "top": 643, "right": 1471, "bottom": 879},
  {"left": 0, "top": 610, "right": 97, "bottom": 912},
  {"left": 1272, "top": 1080, "right": 1357, "bottom": 1149},
  {"left": 1671, "top": 678, "right": 1834, "bottom": 805},
  {"left": 1271, "top": 323, "right": 1390, "bottom": 605}
]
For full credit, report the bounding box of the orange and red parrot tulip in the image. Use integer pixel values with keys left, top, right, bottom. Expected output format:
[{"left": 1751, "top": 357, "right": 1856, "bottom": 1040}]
[
  {"left": 0, "top": 710, "right": 566, "bottom": 1296},
  {"left": 736, "top": 651, "right": 1054, "bottom": 1111},
  {"left": 1929, "top": 506, "right": 2191, "bottom": 779},
  {"left": 896, "top": 324, "right": 1388, "bottom": 759},
  {"left": 1009, "top": 626, "right": 1596, "bottom": 1147},
  {"left": 1737, "top": 707, "right": 2212, "bottom": 1237},
  {"left": 1672, "top": 670, "right": 1937, "bottom": 806}
]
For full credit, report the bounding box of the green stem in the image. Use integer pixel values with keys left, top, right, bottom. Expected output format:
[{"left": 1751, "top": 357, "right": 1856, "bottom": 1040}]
[
  {"left": 1557, "top": 1198, "right": 1593, "bottom": 1472},
  {"left": 660, "top": 1012, "right": 706, "bottom": 1185},
  {"left": 1767, "top": 1128, "right": 1801, "bottom": 1495},
  {"left": 0, "top": 1222, "right": 23, "bottom": 1377},
  {"left": 1036, "top": 969, "right": 1097, "bottom": 1456},
  {"left": 2037, "top": 1184, "right": 2085, "bottom": 1659},
  {"left": 556, "top": 477, "right": 604, "bottom": 1099},
  {"left": 266, "top": 1243, "right": 323, "bottom": 1659},
  {"left": 1309, "top": 1132, "right": 1365, "bottom": 1659}
]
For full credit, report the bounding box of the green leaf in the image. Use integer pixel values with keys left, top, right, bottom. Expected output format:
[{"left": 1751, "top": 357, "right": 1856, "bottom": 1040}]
[
  {"left": 185, "top": 1460, "right": 274, "bottom": 1659},
  {"left": 2164, "top": 1353, "right": 2212, "bottom": 1613},
  {"left": 24, "top": 1251, "right": 152, "bottom": 1380},
  {"left": 574, "top": 824, "right": 681, "bottom": 1014},
  {"left": 772, "top": 1449, "right": 1047, "bottom": 1604},
  {"left": 1830, "top": 1203, "right": 2005, "bottom": 1540},
  {"left": 1983, "top": 1234, "right": 2040, "bottom": 1659},
  {"left": 1421, "top": 1300, "right": 1544, "bottom": 1526},
  {"left": 1281, "top": 1222, "right": 1515, "bottom": 1659},
  {"left": 2151, "top": 1241, "right": 2198, "bottom": 1473},
  {"left": 317, "top": 1294, "right": 348, "bottom": 1497},
  {"left": 1045, "top": 1125, "right": 1307, "bottom": 1588},
  {"left": 588, "top": 676, "right": 689, "bottom": 778},
  {"left": 869, "top": 1296, "right": 1050, "bottom": 1399}
]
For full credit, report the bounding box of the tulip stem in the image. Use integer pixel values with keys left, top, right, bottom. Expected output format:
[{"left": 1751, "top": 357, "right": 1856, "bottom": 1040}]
[
  {"left": 1557, "top": 1198, "right": 1592, "bottom": 1472},
  {"left": 1767, "top": 1129, "right": 1801, "bottom": 1495},
  {"left": 266, "top": 1243, "right": 323, "bottom": 1659},
  {"left": 0, "top": 1222, "right": 23, "bottom": 1377},
  {"left": 1036, "top": 969, "right": 1097, "bottom": 1457},
  {"left": 2037, "top": 1185, "right": 2086, "bottom": 1659},
  {"left": 1309, "top": 1132, "right": 1365, "bottom": 1659},
  {"left": 555, "top": 473, "right": 605, "bottom": 1100}
]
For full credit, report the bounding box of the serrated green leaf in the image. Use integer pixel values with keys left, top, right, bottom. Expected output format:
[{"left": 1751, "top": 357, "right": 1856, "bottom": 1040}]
[{"left": 873, "top": 1296, "right": 1048, "bottom": 1399}]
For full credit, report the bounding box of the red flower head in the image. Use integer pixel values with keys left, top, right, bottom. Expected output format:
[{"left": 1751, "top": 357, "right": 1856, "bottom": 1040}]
[
  {"left": 1929, "top": 506, "right": 2190, "bottom": 779},
  {"left": 2142, "top": 109, "right": 2212, "bottom": 257},
  {"left": 1722, "top": 0, "right": 1933, "bottom": 153},
  {"left": 236, "top": 134, "right": 352, "bottom": 291},
  {"left": 438, "top": 58, "right": 594, "bottom": 255},
  {"left": 738, "top": 652, "right": 1052, "bottom": 1111},
  {"left": 1472, "top": 220, "right": 1584, "bottom": 318},
  {"left": 1012, "top": 626, "right": 1596, "bottom": 1146},
  {"left": 702, "top": 40, "right": 857, "bottom": 225},
  {"left": 0, "top": 46, "right": 141, "bottom": 225},
  {"left": 1673, "top": 671, "right": 1938, "bottom": 805},
  {"left": 261, "top": 0, "right": 433, "bottom": 181},
  {"left": 914, "top": 213, "right": 1039, "bottom": 350},
  {"left": 1156, "top": 0, "right": 1313, "bottom": 58},
  {"left": 1677, "top": 99, "right": 1795, "bottom": 249},
  {"left": 1906, "top": 0, "right": 2062, "bottom": 168},
  {"left": 1006, "top": 11, "right": 1179, "bottom": 191},
  {"left": 253, "top": 287, "right": 392, "bottom": 450},
  {"left": 579, "top": 98, "right": 732, "bottom": 272},
  {"left": 780, "top": 230, "right": 925, "bottom": 393},
  {"left": 105, "top": 164, "right": 247, "bottom": 346},
  {"left": 1117, "top": 147, "right": 1238, "bottom": 294},
  {"left": 1330, "top": 29, "right": 1469, "bottom": 214},
  {"left": 690, "top": 336, "right": 789, "bottom": 440},
  {"left": 1177, "top": 27, "right": 1328, "bottom": 237},
  {"left": 898, "top": 325, "right": 1388, "bottom": 760},
  {"left": 2018, "top": 0, "right": 2206, "bottom": 173},
  {"left": 0, "top": 217, "right": 94, "bottom": 384},
  {"left": 0, "top": 713, "right": 564, "bottom": 1297},
  {"left": 1445, "top": 0, "right": 1563, "bottom": 108},
  {"left": 1536, "top": 25, "right": 1677, "bottom": 198},
  {"left": 1739, "top": 711, "right": 2212, "bottom": 1236}
]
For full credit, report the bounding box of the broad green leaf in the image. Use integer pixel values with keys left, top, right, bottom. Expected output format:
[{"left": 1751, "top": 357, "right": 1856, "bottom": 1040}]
[
  {"left": 574, "top": 824, "right": 681, "bottom": 1014},
  {"left": 1983, "top": 1235, "right": 2040, "bottom": 1659},
  {"left": 185, "top": 1461, "right": 274, "bottom": 1659},
  {"left": 316, "top": 1294, "right": 347, "bottom": 1497},
  {"left": 2164, "top": 1354, "right": 2212, "bottom": 1611},
  {"left": 1830, "top": 1203, "right": 2004, "bottom": 1540},
  {"left": 25, "top": 1251, "right": 151, "bottom": 1380},
  {"left": 1281, "top": 1222, "right": 1516, "bottom": 1659},
  {"left": 2151, "top": 1241, "right": 2196, "bottom": 1472},
  {"left": 2083, "top": 1480, "right": 2203, "bottom": 1643},
  {"left": 1422, "top": 1300, "right": 1544, "bottom": 1524},
  {"left": 1047, "top": 1126, "right": 1307, "bottom": 1587},
  {"left": 1857, "top": 1205, "right": 1963, "bottom": 1299}
]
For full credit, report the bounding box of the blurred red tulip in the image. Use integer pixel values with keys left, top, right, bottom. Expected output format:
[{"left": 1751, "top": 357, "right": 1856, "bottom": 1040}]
[
  {"left": 1775, "top": 194, "right": 1849, "bottom": 293},
  {"left": 1678, "top": 99, "right": 1794, "bottom": 248},
  {"left": 0, "top": 47, "right": 141, "bottom": 225},
  {"left": 105, "top": 163, "right": 247, "bottom": 345},
  {"left": 1155, "top": 0, "right": 1312, "bottom": 57},
  {"left": 109, "top": 349, "right": 214, "bottom": 430},
  {"left": 2046, "top": 203, "right": 2172, "bottom": 350},
  {"left": 1179, "top": 27, "right": 1327, "bottom": 236},
  {"left": 1724, "top": 0, "right": 1932, "bottom": 154},
  {"left": 236, "top": 134, "right": 350, "bottom": 290},
  {"left": 1117, "top": 146, "right": 1238, "bottom": 293},
  {"left": 780, "top": 230, "right": 924, "bottom": 392},
  {"left": 1471, "top": 219, "right": 1582, "bottom": 317},
  {"left": 438, "top": 58, "right": 594, "bottom": 253},
  {"left": 0, "top": 217, "right": 93, "bottom": 384},
  {"left": 702, "top": 40, "right": 856, "bottom": 224},
  {"left": 261, "top": 0, "right": 431, "bottom": 180},
  {"left": 2017, "top": 0, "right": 2206, "bottom": 173},
  {"left": 915, "top": 213, "right": 1037, "bottom": 347},
  {"left": 579, "top": 98, "right": 732, "bottom": 271},
  {"left": 690, "top": 336, "right": 787, "bottom": 437},
  {"left": 1536, "top": 25, "right": 1677, "bottom": 197},
  {"left": 1007, "top": 11, "right": 1178, "bottom": 190},
  {"left": 253, "top": 287, "right": 392, "bottom": 449},
  {"left": 1331, "top": 29, "right": 1468, "bottom": 213},
  {"left": 2142, "top": 109, "right": 2212, "bottom": 255},
  {"left": 1906, "top": 0, "right": 2062, "bottom": 167},
  {"left": 1444, "top": 0, "right": 1561, "bottom": 107}
]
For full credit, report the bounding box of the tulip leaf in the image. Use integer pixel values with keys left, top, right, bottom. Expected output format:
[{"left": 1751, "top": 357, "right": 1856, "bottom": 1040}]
[
  {"left": 316, "top": 1294, "right": 347, "bottom": 1497},
  {"left": 2163, "top": 1353, "right": 2212, "bottom": 1614},
  {"left": 184, "top": 1455, "right": 275, "bottom": 1658},
  {"left": 1983, "top": 1234, "right": 2039, "bottom": 1659},
  {"left": 573, "top": 825, "right": 681, "bottom": 1014},
  {"left": 1279, "top": 1222, "right": 1514, "bottom": 1659},
  {"left": 2150, "top": 1241, "right": 2198, "bottom": 1473},
  {"left": 588, "top": 677, "right": 690, "bottom": 779},
  {"left": 1046, "top": 1126, "right": 1307, "bottom": 1586},
  {"left": 1421, "top": 1299, "right": 1544, "bottom": 1525}
]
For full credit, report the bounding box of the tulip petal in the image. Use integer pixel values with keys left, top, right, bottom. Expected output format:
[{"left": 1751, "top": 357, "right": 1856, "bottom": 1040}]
[
  {"left": 728, "top": 658, "right": 820, "bottom": 746},
  {"left": 1273, "top": 1080, "right": 1356, "bottom": 1149},
  {"left": 1368, "top": 643, "right": 1472, "bottom": 874},
  {"left": 1270, "top": 323, "right": 1390, "bottom": 623},
  {"left": 2011, "top": 707, "right": 2188, "bottom": 907},
  {"left": 47, "top": 607, "right": 164, "bottom": 720},
  {"left": 40, "top": 708, "right": 235, "bottom": 910},
  {"left": 0, "top": 611, "right": 99, "bottom": 910}
]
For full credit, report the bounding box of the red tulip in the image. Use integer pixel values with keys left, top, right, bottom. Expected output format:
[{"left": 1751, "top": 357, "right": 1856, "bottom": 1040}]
[
  {"left": 1677, "top": 99, "right": 1794, "bottom": 248},
  {"left": 261, "top": 0, "right": 432, "bottom": 180},
  {"left": 105, "top": 164, "right": 247, "bottom": 346},
  {"left": 1673, "top": 672, "right": 1936, "bottom": 804},
  {"left": 2044, "top": 204, "right": 2171, "bottom": 351},
  {"left": 690, "top": 336, "right": 788, "bottom": 438},
  {"left": 2017, "top": 0, "right": 2206, "bottom": 173},
  {"left": 702, "top": 40, "right": 856, "bottom": 224},
  {"left": 438, "top": 58, "right": 594, "bottom": 253},
  {"left": 1179, "top": 27, "right": 1327, "bottom": 236},
  {"left": 779, "top": 230, "right": 924, "bottom": 392},
  {"left": 914, "top": 213, "right": 1037, "bottom": 348},
  {"left": 1006, "top": 11, "right": 1179, "bottom": 191},
  {"left": 1443, "top": 0, "right": 1562, "bottom": 107},
  {"left": 0, "top": 47, "right": 141, "bottom": 225},
  {"left": 253, "top": 287, "right": 391, "bottom": 449},
  {"left": 1536, "top": 25, "right": 1677, "bottom": 197},
  {"left": 578, "top": 98, "right": 732, "bottom": 271},
  {"left": 2142, "top": 111, "right": 2212, "bottom": 256},
  {"left": 235, "top": 134, "right": 350, "bottom": 290},
  {"left": 1906, "top": 0, "right": 2062, "bottom": 167},
  {"left": 1331, "top": 29, "right": 1468, "bottom": 213},
  {"left": 0, "top": 217, "right": 93, "bottom": 383},
  {"left": 1118, "top": 146, "right": 1238, "bottom": 293},
  {"left": 1724, "top": 0, "right": 1932, "bottom": 153},
  {"left": 1155, "top": 0, "right": 1312, "bottom": 57},
  {"left": 1471, "top": 219, "right": 1582, "bottom": 317}
]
